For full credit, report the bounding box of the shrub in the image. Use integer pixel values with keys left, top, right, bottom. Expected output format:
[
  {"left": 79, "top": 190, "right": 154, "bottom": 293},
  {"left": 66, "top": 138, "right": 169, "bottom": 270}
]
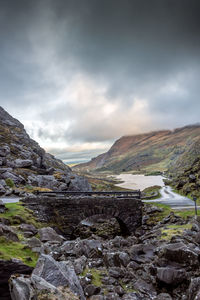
[{"left": 5, "top": 178, "right": 15, "bottom": 188}]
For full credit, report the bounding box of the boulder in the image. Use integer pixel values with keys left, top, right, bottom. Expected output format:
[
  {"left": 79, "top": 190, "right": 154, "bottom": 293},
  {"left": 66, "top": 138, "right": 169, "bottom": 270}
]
[
  {"left": 32, "top": 254, "right": 85, "bottom": 300},
  {"left": 69, "top": 174, "right": 92, "bottom": 191},
  {"left": 20, "top": 224, "right": 37, "bottom": 235},
  {"left": 159, "top": 242, "right": 199, "bottom": 266},
  {"left": 84, "top": 284, "right": 101, "bottom": 297},
  {"left": 1, "top": 171, "right": 25, "bottom": 184},
  {"left": 133, "top": 279, "right": 156, "bottom": 299},
  {"left": 61, "top": 239, "right": 103, "bottom": 258},
  {"left": 9, "top": 274, "right": 80, "bottom": 300},
  {"left": 0, "top": 259, "right": 33, "bottom": 300},
  {"left": 103, "top": 251, "right": 130, "bottom": 267},
  {"left": 0, "top": 224, "right": 19, "bottom": 242},
  {"left": 38, "top": 227, "right": 65, "bottom": 243},
  {"left": 156, "top": 267, "right": 187, "bottom": 285},
  {"left": 27, "top": 237, "right": 41, "bottom": 253},
  {"left": 14, "top": 159, "right": 33, "bottom": 168}
]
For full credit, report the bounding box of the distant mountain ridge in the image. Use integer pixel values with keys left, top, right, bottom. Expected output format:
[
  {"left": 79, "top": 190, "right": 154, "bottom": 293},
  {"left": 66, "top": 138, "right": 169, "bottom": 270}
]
[{"left": 74, "top": 125, "right": 200, "bottom": 174}]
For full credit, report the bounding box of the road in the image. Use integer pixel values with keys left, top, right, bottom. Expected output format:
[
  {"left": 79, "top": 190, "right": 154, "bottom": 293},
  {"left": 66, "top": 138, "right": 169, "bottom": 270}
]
[
  {"left": 143, "top": 185, "right": 195, "bottom": 209},
  {"left": 0, "top": 197, "right": 21, "bottom": 203}
]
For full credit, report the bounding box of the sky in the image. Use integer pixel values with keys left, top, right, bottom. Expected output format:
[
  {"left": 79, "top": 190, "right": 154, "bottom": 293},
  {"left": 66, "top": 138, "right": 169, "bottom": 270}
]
[{"left": 0, "top": 0, "right": 200, "bottom": 164}]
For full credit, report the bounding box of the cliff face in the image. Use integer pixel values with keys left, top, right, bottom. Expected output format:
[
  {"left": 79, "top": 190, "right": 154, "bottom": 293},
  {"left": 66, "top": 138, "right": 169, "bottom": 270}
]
[
  {"left": 0, "top": 106, "right": 91, "bottom": 194},
  {"left": 74, "top": 125, "right": 200, "bottom": 174}
]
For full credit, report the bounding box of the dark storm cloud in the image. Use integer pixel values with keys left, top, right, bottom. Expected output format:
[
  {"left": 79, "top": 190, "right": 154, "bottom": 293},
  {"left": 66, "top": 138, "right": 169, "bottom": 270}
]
[{"left": 0, "top": 0, "right": 200, "bottom": 161}]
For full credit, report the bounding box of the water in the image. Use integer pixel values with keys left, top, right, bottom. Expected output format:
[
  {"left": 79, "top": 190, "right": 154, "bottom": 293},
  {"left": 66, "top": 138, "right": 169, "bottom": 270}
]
[
  {"left": 114, "top": 173, "right": 194, "bottom": 208},
  {"left": 115, "top": 174, "right": 165, "bottom": 190}
]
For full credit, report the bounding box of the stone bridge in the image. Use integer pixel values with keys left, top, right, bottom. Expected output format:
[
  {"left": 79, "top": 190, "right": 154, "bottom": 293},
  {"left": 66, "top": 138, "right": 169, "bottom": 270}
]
[{"left": 23, "top": 193, "right": 142, "bottom": 238}]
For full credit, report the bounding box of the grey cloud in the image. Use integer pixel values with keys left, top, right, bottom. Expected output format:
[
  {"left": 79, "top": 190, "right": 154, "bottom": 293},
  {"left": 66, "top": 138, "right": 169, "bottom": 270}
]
[{"left": 0, "top": 0, "right": 200, "bottom": 161}]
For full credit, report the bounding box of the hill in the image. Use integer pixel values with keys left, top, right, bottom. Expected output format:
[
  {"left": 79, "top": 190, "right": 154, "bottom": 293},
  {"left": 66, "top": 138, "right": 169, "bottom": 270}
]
[
  {"left": 74, "top": 125, "right": 200, "bottom": 174},
  {"left": 0, "top": 106, "right": 91, "bottom": 195}
]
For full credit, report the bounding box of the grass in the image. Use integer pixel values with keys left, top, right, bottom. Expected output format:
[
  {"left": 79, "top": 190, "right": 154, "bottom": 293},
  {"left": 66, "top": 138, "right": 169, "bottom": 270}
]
[
  {"left": 5, "top": 178, "right": 15, "bottom": 188},
  {"left": 119, "top": 280, "right": 136, "bottom": 293},
  {"left": 81, "top": 268, "right": 104, "bottom": 287},
  {"left": 144, "top": 202, "right": 171, "bottom": 224},
  {"left": 0, "top": 202, "right": 44, "bottom": 228},
  {"left": 161, "top": 224, "right": 192, "bottom": 240},
  {"left": 142, "top": 185, "right": 161, "bottom": 199},
  {"left": 0, "top": 237, "right": 38, "bottom": 267}
]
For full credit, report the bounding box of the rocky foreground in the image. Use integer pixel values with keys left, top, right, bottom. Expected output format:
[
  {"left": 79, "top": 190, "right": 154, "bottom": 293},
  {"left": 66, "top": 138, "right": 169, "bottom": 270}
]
[{"left": 0, "top": 199, "right": 200, "bottom": 300}]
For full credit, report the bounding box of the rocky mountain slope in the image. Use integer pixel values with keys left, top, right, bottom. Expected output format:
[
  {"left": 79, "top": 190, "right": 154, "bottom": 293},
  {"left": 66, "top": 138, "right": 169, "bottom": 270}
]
[
  {"left": 0, "top": 106, "right": 91, "bottom": 195},
  {"left": 74, "top": 125, "right": 200, "bottom": 174},
  {"left": 170, "top": 155, "right": 200, "bottom": 199}
]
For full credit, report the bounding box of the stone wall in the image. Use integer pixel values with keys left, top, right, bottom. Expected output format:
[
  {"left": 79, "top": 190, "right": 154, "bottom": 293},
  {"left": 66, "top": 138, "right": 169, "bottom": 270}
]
[{"left": 23, "top": 196, "right": 142, "bottom": 238}]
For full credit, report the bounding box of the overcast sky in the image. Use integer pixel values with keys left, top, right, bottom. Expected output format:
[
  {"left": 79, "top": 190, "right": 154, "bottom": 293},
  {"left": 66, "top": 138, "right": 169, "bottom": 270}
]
[{"left": 0, "top": 0, "right": 200, "bottom": 163}]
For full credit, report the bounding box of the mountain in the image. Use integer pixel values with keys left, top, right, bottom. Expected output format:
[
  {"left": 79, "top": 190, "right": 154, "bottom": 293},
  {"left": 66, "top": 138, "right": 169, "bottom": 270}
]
[
  {"left": 74, "top": 125, "right": 200, "bottom": 174},
  {"left": 0, "top": 106, "right": 91, "bottom": 195}
]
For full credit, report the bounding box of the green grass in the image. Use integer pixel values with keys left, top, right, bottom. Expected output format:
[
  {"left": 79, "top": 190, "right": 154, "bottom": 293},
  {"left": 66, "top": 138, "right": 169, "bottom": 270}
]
[
  {"left": 142, "top": 185, "right": 161, "bottom": 199},
  {"left": 0, "top": 202, "right": 43, "bottom": 228},
  {"left": 173, "top": 209, "right": 196, "bottom": 219},
  {"left": 161, "top": 224, "right": 192, "bottom": 240},
  {"left": 145, "top": 202, "right": 171, "bottom": 224},
  {"left": 0, "top": 237, "right": 38, "bottom": 267},
  {"left": 81, "top": 268, "right": 104, "bottom": 287}
]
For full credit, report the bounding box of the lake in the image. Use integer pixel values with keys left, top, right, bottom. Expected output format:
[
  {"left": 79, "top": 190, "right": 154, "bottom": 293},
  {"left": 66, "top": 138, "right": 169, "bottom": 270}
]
[{"left": 114, "top": 174, "right": 165, "bottom": 190}]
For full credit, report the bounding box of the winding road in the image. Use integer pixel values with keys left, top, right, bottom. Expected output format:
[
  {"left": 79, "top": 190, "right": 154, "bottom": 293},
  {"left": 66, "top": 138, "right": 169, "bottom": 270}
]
[{"left": 143, "top": 185, "right": 195, "bottom": 209}]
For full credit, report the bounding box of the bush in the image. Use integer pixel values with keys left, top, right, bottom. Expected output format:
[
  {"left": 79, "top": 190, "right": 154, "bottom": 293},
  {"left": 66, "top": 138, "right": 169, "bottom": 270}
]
[{"left": 5, "top": 178, "right": 15, "bottom": 188}]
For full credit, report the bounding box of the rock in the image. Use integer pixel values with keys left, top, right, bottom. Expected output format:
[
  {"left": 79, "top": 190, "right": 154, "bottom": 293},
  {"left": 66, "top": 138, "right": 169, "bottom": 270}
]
[
  {"left": 14, "top": 159, "right": 33, "bottom": 168},
  {"left": 0, "top": 217, "right": 11, "bottom": 225},
  {"left": 32, "top": 254, "right": 85, "bottom": 300},
  {"left": 159, "top": 242, "right": 199, "bottom": 266},
  {"left": 84, "top": 284, "right": 101, "bottom": 297},
  {"left": 1, "top": 171, "right": 25, "bottom": 184},
  {"left": 20, "top": 223, "right": 37, "bottom": 235},
  {"left": 0, "top": 145, "right": 10, "bottom": 157},
  {"left": 0, "top": 200, "right": 6, "bottom": 213},
  {"left": 103, "top": 251, "right": 130, "bottom": 267},
  {"left": 122, "top": 293, "right": 142, "bottom": 300},
  {"left": 189, "top": 174, "right": 196, "bottom": 183},
  {"left": 105, "top": 293, "right": 121, "bottom": 299},
  {"left": 108, "top": 267, "right": 125, "bottom": 278},
  {"left": 38, "top": 227, "right": 65, "bottom": 243},
  {"left": 61, "top": 239, "right": 103, "bottom": 258},
  {"left": 0, "top": 224, "right": 19, "bottom": 242},
  {"left": 156, "top": 293, "right": 172, "bottom": 300},
  {"left": 89, "top": 296, "right": 105, "bottom": 300},
  {"left": 73, "top": 256, "right": 87, "bottom": 274},
  {"left": 69, "top": 174, "right": 92, "bottom": 191},
  {"left": 156, "top": 267, "right": 187, "bottom": 285},
  {"left": 133, "top": 278, "right": 156, "bottom": 298},
  {"left": 187, "top": 277, "right": 200, "bottom": 300},
  {"left": 0, "top": 184, "right": 6, "bottom": 196},
  {"left": 9, "top": 274, "right": 80, "bottom": 300},
  {"left": 129, "top": 244, "right": 155, "bottom": 264},
  {"left": 0, "top": 259, "right": 33, "bottom": 300}
]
